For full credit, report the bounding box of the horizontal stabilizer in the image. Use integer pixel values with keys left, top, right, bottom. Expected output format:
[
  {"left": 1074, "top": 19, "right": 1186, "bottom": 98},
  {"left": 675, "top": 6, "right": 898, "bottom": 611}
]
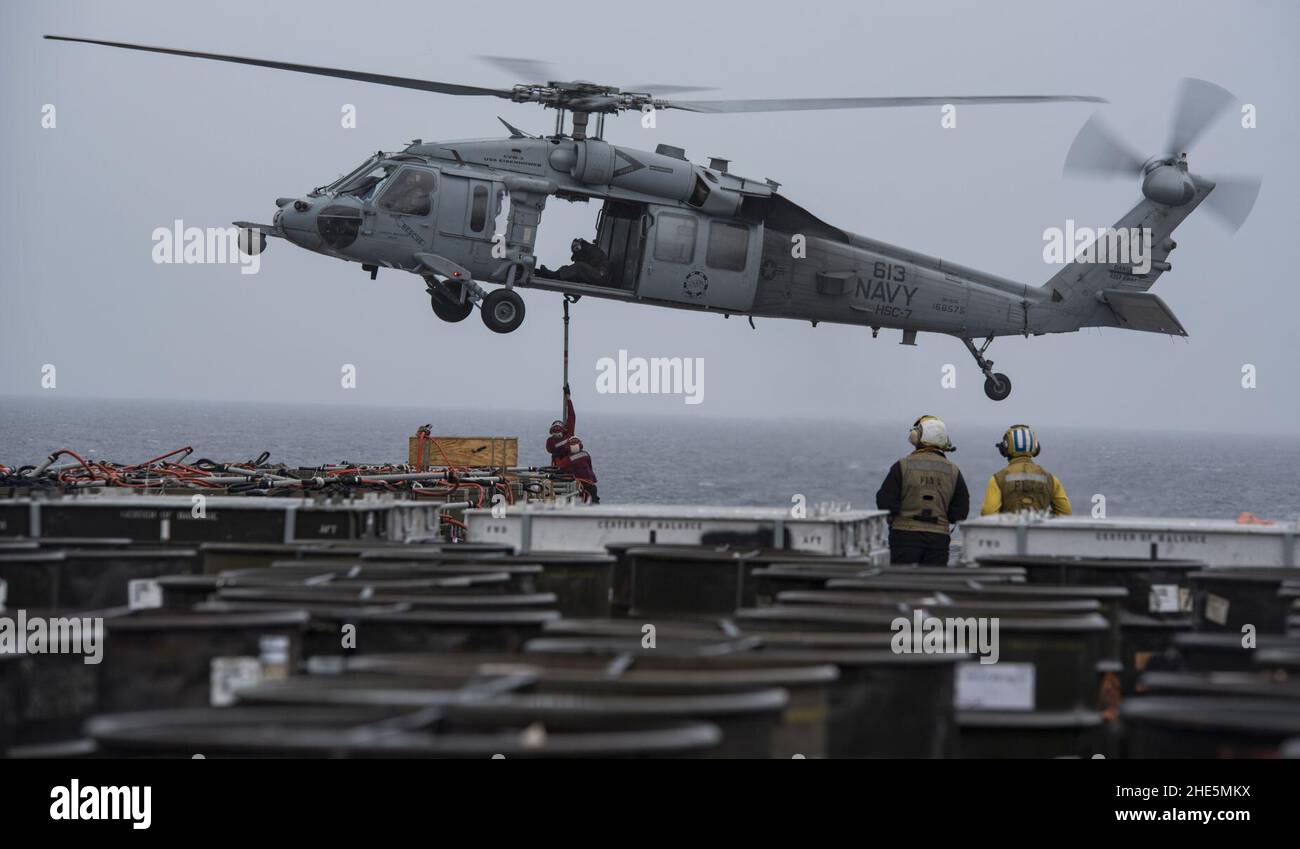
[
  {"left": 1100, "top": 290, "right": 1188, "bottom": 336},
  {"left": 232, "top": 221, "right": 280, "bottom": 237}
]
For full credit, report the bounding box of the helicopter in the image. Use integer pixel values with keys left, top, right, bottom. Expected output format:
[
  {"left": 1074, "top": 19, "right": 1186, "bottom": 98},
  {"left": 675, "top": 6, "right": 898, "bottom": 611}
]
[{"left": 46, "top": 36, "right": 1262, "bottom": 400}]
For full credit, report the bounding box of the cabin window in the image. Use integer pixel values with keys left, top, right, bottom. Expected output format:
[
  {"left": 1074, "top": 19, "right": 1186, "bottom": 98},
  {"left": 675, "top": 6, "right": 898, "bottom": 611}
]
[
  {"left": 470, "top": 185, "right": 490, "bottom": 232},
  {"left": 706, "top": 222, "right": 749, "bottom": 271},
  {"left": 376, "top": 168, "right": 435, "bottom": 216},
  {"left": 654, "top": 213, "right": 697, "bottom": 264}
]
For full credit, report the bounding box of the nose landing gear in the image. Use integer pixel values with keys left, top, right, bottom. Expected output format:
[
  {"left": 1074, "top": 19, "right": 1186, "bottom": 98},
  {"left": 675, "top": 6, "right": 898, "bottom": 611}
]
[{"left": 963, "top": 336, "right": 1013, "bottom": 401}]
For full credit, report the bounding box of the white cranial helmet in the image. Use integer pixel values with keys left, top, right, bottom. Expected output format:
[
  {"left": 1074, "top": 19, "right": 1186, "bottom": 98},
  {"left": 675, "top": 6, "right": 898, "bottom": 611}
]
[{"left": 908, "top": 415, "right": 955, "bottom": 451}]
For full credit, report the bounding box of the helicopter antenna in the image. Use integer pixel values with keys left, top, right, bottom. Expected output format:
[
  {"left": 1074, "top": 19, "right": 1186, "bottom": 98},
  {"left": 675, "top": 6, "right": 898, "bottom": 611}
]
[{"left": 497, "top": 116, "right": 530, "bottom": 139}]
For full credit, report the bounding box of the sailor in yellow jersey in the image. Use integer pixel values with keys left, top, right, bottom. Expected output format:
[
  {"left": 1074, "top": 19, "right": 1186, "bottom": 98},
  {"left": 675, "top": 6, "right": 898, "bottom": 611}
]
[{"left": 980, "top": 424, "right": 1072, "bottom": 516}]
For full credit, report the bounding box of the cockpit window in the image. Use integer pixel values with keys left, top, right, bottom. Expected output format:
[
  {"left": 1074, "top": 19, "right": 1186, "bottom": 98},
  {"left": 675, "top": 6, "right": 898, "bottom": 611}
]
[
  {"left": 337, "top": 165, "right": 394, "bottom": 200},
  {"left": 320, "top": 155, "right": 383, "bottom": 195},
  {"left": 377, "top": 168, "right": 436, "bottom": 216}
]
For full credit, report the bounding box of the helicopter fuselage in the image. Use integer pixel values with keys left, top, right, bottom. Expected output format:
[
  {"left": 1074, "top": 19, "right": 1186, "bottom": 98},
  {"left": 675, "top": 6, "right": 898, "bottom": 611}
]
[
  {"left": 47, "top": 34, "right": 1232, "bottom": 402},
  {"left": 267, "top": 134, "right": 1102, "bottom": 342}
]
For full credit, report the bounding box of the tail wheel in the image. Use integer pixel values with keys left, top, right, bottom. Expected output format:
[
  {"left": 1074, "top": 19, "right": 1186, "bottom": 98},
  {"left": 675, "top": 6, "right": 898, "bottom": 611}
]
[
  {"left": 983, "top": 373, "right": 1013, "bottom": 401},
  {"left": 428, "top": 281, "right": 472, "bottom": 322},
  {"left": 481, "top": 289, "right": 525, "bottom": 334}
]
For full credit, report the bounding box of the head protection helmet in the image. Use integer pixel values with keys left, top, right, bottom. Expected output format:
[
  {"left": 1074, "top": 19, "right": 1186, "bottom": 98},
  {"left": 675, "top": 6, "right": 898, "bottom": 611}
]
[
  {"left": 908, "top": 415, "right": 955, "bottom": 452},
  {"left": 998, "top": 424, "right": 1041, "bottom": 458}
]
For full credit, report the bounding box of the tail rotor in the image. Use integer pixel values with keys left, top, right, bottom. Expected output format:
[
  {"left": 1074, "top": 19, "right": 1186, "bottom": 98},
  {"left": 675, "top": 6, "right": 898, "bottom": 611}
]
[{"left": 1064, "top": 78, "right": 1262, "bottom": 233}]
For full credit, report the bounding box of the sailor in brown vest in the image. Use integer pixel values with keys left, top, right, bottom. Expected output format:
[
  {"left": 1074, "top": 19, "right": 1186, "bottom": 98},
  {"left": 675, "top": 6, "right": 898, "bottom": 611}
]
[
  {"left": 875, "top": 415, "right": 971, "bottom": 565},
  {"left": 980, "top": 424, "right": 1072, "bottom": 516}
]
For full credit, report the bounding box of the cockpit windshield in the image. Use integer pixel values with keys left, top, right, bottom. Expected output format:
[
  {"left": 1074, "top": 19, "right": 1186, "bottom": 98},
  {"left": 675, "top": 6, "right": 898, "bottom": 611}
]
[
  {"left": 335, "top": 164, "right": 395, "bottom": 201},
  {"left": 315, "top": 154, "right": 393, "bottom": 197}
]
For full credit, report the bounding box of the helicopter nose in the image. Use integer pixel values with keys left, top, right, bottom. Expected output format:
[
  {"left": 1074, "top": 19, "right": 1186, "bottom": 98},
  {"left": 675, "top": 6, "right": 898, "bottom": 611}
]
[{"left": 276, "top": 196, "right": 323, "bottom": 250}]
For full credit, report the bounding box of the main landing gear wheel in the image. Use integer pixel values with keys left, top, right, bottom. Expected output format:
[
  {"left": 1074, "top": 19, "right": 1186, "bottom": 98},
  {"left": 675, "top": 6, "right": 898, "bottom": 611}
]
[
  {"left": 481, "top": 289, "right": 525, "bottom": 334},
  {"left": 962, "top": 336, "right": 1014, "bottom": 402},
  {"left": 983, "top": 373, "right": 1012, "bottom": 401},
  {"left": 429, "top": 282, "right": 472, "bottom": 322}
]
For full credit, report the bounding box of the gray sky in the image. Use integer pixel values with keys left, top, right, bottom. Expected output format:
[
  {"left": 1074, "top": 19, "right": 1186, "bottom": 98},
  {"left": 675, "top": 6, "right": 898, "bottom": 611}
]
[{"left": 3, "top": 0, "right": 1297, "bottom": 435}]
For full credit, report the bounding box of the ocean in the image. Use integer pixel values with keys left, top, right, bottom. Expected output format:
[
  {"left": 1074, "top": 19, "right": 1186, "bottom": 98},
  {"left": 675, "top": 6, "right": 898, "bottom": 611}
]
[{"left": 3, "top": 396, "right": 1299, "bottom": 521}]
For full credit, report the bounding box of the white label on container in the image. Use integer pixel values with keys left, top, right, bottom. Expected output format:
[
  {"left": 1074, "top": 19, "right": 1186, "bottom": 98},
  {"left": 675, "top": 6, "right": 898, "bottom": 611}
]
[
  {"left": 258, "top": 634, "right": 291, "bottom": 680},
  {"left": 128, "top": 579, "right": 163, "bottom": 611},
  {"left": 210, "top": 657, "right": 262, "bottom": 707},
  {"left": 1178, "top": 588, "right": 1193, "bottom": 613},
  {"left": 955, "top": 661, "right": 1036, "bottom": 711},
  {"left": 1149, "top": 584, "right": 1181, "bottom": 614},
  {"left": 1205, "top": 594, "right": 1230, "bottom": 626}
]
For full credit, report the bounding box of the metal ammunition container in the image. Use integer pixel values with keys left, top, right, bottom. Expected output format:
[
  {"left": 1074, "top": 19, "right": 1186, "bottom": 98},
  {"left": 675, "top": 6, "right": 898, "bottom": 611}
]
[
  {"left": 1137, "top": 670, "right": 1300, "bottom": 700},
  {"left": 243, "top": 673, "right": 786, "bottom": 758},
  {"left": 747, "top": 565, "right": 880, "bottom": 607},
  {"left": 1116, "top": 613, "right": 1194, "bottom": 694},
  {"left": 1189, "top": 567, "right": 1298, "bottom": 634},
  {"left": 98, "top": 609, "right": 309, "bottom": 711},
  {"left": 1122, "top": 696, "right": 1300, "bottom": 757},
  {"left": 85, "top": 705, "right": 721, "bottom": 758},
  {"left": 622, "top": 545, "right": 759, "bottom": 616},
  {"left": 0, "top": 606, "right": 131, "bottom": 751},
  {"left": 1, "top": 547, "right": 199, "bottom": 609},
  {"left": 409, "top": 552, "right": 616, "bottom": 618},
  {"left": 977, "top": 554, "right": 1203, "bottom": 620},
  {"left": 957, "top": 709, "right": 1109, "bottom": 758},
  {"left": 1172, "top": 632, "right": 1300, "bottom": 672}
]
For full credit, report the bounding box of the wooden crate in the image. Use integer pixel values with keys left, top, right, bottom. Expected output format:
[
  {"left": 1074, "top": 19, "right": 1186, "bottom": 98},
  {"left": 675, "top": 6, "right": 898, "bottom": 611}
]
[{"left": 408, "top": 435, "right": 518, "bottom": 470}]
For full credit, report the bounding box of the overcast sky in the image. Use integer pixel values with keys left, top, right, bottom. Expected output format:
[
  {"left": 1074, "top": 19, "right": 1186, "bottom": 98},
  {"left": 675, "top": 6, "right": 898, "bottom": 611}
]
[{"left": 2, "top": 0, "right": 1296, "bottom": 436}]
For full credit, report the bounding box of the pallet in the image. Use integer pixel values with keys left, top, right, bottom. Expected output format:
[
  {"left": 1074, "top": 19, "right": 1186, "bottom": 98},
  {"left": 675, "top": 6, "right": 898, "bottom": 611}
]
[{"left": 408, "top": 436, "right": 518, "bottom": 470}]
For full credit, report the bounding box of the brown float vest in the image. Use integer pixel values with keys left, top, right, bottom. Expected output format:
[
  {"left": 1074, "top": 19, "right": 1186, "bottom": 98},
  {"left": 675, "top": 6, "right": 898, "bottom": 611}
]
[
  {"left": 993, "top": 457, "right": 1054, "bottom": 514},
  {"left": 892, "top": 449, "right": 959, "bottom": 535}
]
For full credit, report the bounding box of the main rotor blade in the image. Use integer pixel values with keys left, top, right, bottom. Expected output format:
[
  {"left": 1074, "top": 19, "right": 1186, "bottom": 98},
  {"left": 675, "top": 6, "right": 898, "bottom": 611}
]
[
  {"left": 478, "top": 55, "right": 559, "bottom": 84},
  {"left": 46, "top": 35, "right": 515, "bottom": 99},
  {"left": 1201, "top": 173, "right": 1262, "bottom": 233},
  {"left": 660, "top": 93, "right": 1106, "bottom": 113},
  {"left": 1063, "top": 113, "right": 1145, "bottom": 179},
  {"left": 1165, "top": 77, "right": 1235, "bottom": 156},
  {"left": 623, "top": 84, "right": 714, "bottom": 95}
]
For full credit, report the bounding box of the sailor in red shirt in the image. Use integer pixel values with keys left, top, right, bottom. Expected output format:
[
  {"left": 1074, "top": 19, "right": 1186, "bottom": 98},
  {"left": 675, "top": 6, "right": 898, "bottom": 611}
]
[
  {"left": 546, "top": 384, "right": 599, "bottom": 503},
  {"left": 547, "top": 385, "right": 576, "bottom": 463}
]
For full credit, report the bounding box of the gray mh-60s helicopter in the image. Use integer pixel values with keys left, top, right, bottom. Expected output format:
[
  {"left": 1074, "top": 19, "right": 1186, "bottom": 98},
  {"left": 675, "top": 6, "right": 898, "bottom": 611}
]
[{"left": 48, "top": 36, "right": 1262, "bottom": 400}]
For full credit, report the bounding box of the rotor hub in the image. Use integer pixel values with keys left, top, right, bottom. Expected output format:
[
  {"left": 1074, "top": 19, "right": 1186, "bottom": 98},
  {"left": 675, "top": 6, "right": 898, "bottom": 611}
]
[{"left": 510, "top": 82, "right": 662, "bottom": 114}]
